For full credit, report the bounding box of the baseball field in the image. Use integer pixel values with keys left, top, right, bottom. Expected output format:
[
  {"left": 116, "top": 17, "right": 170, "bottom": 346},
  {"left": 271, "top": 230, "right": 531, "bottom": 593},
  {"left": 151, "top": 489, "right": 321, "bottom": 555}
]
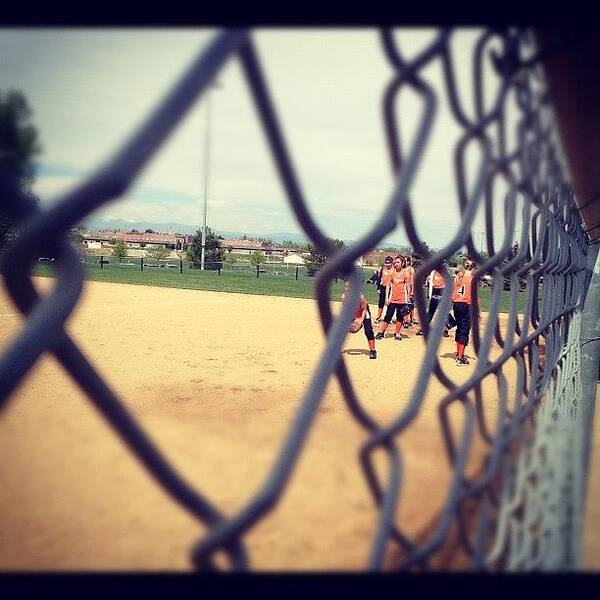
[{"left": 0, "top": 277, "right": 596, "bottom": 570}]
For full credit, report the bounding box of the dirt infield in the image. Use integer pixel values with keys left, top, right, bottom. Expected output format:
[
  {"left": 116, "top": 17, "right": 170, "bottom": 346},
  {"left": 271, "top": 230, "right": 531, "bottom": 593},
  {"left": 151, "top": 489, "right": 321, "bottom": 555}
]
[{"left": 0, "top": 278, "right": 518, "bottom": 570}]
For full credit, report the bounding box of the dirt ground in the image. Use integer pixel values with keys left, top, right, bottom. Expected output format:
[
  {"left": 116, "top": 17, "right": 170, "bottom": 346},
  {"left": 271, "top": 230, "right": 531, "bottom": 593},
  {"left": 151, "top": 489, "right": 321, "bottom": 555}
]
[{"left": 0, "top": 277, "right": 575, "bottom": 571}]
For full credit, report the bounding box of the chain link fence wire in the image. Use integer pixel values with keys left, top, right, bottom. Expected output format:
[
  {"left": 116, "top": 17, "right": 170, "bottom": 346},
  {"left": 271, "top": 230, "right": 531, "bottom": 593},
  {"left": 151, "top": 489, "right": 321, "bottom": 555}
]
[{"left": 0, "top": 27, "right": 597, "bottom": 571}]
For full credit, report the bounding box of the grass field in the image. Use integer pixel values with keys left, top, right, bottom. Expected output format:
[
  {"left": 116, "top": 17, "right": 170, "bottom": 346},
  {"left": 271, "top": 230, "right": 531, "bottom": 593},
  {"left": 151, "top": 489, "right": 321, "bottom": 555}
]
[{"left": 33, "top": 262, "right": 526, "bottom": 313}]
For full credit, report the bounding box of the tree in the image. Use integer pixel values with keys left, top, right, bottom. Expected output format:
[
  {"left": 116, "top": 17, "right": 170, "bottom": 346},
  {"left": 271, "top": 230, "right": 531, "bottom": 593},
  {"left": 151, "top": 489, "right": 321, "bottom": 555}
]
[
  {"left": 281, "top": 239, "right": 308, "bottom": 251},
  {"left": 502, "top": 242, "right": 527, "bottom": 291},
  {"left": 305, "top": 238, "right": 345, "bottom": 276},
  {"left": 144, "top": 228, "right": 155, "bottom": 233},
  {"left": 376, "top": 252, "right": 389, "bottom": 266},
  {"left": 448, "top": 252, "right": 464, "bottom": 268},
  {"left": 410, "top": 240, "right": 432, "bottom": 270},
  {"left": 249, "top": 250, "right": 264, "bottom": 266},
  {"left": 112, "top": 239, "right": 128, "bottom": 260},
  {"left": 69, "top": 227, "right": 86, "bottom": 255},
  {"left": 0, "top": 90, "right": 42, "bottom": 250},
  {"left": 186, "top": 227, "right": 224, "bottom": 270},
  {"left": 145, "top": 245, "right": 170, "bottom": 262}
]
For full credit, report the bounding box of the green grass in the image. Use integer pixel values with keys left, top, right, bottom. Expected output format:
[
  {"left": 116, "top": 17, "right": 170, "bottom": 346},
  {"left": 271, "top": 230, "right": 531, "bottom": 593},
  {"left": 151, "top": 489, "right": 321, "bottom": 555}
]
[{"left": 33, "top": 262, "right": 525, "bottom": 313}]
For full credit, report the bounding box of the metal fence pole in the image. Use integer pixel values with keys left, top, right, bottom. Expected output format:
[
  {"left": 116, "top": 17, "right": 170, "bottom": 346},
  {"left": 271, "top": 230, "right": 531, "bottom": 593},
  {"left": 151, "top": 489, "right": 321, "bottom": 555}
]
[
  {"left": 140, "top": 257, "right": 143, "bottom": 272},
  {"left": 180, "top": 259, "right": 183, "bottom": 274},
  {"left": 579, "top": 244, "right": 600, "bottom": 485},
  {"left": 295, "top": 266, "right": 299, "bottom": 280},
  {"left": 256, "top": 264, "right": 259, "bottom": 279}
]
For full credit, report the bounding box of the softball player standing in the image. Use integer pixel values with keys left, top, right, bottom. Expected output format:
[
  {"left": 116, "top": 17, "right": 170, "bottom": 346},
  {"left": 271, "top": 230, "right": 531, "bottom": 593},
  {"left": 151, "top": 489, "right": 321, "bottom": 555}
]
[
  {"left": 446, "top": 259, "right": 476, "bottom": 365},
  {"left": 375, "top": 256, "right": 412, "bottom": 342}
]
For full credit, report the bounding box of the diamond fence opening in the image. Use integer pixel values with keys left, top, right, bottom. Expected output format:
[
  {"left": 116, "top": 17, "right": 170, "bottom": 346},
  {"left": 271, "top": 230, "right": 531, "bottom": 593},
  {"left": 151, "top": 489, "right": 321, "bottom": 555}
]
[{"left": 0, "top": 28, "right": 598, "bottom": 571}]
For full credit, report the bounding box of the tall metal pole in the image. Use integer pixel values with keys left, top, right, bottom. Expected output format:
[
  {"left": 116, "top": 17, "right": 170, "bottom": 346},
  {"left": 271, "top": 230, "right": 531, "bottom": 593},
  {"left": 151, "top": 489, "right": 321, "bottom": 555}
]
[{"left": 200, "top": 88, "right": 212, "bottom": 271}]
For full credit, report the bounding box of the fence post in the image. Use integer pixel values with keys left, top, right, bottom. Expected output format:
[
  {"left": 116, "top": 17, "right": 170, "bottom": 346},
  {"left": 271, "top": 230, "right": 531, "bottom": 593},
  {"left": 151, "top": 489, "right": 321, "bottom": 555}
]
[
  {"left": 180, "top": 259, "right": 183, "bottom": 274},
  {"left": 218, "top": 266, "right": 221, "bottom": 276},
  {"left": 256, "top": 264, "right": 260, "bottom": 279},
  {"left": 140, "top": 257, "right": 144, "bottom": 272},
  {"left": 295, "top": 266, "right": 299, "bottom": 280},
  {"left": 580, "top": 246, "right": 600, "bottom": 479},
  {"left": 100, "top": 255, "right": 104, "bottom": 270}
]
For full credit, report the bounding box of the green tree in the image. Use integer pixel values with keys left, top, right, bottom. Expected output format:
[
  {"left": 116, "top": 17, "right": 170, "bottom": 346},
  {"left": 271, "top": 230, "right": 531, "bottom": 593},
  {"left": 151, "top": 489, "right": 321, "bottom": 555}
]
[
  {"left": 305, "top": 238, "right": 345, "bottom": 276},
  {"left": 186, "top": 227, "right": 224, "bottom": 270},
  {"left": 145, "top": 245, "right": 170, "bottom": 262},
  {"left": 281, "top": 239, "right": 308, "bottom": 250},
  {"left": 502, "top": 242, "right": 527, "bottom": 291},
  {"left": 249, "top": 250, "right": 264, "bottom": 266},
  {"left": 410, "top": 241, "right": 432, "bottom": 270},
  {"left": 448, "top": 252, "right": 464, "bottom": 268},
  {"left": 0, "top": 90, "right": 42, "bottom": 250},
  {"left": 69, "top": 227, "right": 86, "bottom": 255},
  {"left": 377, "top": 252, "right": 391, "bottom": 266},
  {"left": 111, "top": 239, "right": 128, "bottom": 260}
]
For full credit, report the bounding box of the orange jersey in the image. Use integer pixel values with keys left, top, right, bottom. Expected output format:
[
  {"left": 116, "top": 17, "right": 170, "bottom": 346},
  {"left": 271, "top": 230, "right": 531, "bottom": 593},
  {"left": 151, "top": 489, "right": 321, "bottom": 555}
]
[
  {"left": 380, "top": 266, "right": 394, "bottom": 287},
  {"left": 452, "top": 271, "right": 473, "bottom": 304},
  {"left": 404, "top": 266, "right": 415, "bottom": 285},
  {"left": 431, "top": 270, "right": 445, "bottom": 289},
  {"left": 341, "top": 292, "right": 369, "bottom": 319},
  {"left": 389, "top": 269, "right": 411, "bottom": 304}
]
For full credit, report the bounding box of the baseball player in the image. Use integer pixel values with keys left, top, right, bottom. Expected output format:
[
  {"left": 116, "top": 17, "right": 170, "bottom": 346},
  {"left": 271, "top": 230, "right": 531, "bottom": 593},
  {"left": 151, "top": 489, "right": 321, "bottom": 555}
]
[
  {"left": 446, "top": 258, "right": 477, "bottom": 366},
  {"left": 374, "top": 255, "right": 394, "bottom": 323},
  {"left": 403, "top": 255, "right": 416, "bottom": 328},
  {"left": 375, "top": 255, "right": 413, "bottom": 342},
  {"left": 342, "top": 280, "right": 377, "bottom": 359},
  {"left": 416, "top": 263, "right": 450, "bottom": 337}
]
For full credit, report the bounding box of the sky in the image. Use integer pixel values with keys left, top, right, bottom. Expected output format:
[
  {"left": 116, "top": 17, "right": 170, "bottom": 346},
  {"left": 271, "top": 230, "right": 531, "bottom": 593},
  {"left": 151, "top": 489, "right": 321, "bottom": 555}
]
[{"left": 0, "top": 28, "right": 523, "bottom": 249}]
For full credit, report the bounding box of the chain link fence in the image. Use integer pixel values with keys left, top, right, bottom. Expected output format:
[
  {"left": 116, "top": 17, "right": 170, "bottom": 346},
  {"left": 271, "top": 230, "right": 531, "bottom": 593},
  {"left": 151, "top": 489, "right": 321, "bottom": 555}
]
[{"left": 0, "top": 28, "right": 597, "bottom": 571}]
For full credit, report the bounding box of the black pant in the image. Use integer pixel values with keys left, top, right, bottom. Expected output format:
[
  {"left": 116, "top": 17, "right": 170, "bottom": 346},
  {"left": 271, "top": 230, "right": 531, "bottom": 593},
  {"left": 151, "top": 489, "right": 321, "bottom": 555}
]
[
  {"left": 447, "top": 302, "right": 471, "bottom": 345},
  {"left": 426, "top": 287, "right": 444, "bottom": 323},
  {"left": 378, "top": 285, "right": 388, "bottom": 309},
  {"left": 384, "top": 303, "right": 412, "bottom": 323},
  {"left": 363, "top": 307, "right": 375, "bottom": 341}
]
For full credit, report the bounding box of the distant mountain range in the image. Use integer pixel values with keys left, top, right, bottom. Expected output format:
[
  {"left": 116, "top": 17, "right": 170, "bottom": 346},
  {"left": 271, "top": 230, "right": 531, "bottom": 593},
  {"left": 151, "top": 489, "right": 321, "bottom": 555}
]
[
  {"left": 82, "top": 217, "right": 309, "bottom": 244},
  {"left": 81, "top": 216, "right": 409, "bottom": 250}
]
